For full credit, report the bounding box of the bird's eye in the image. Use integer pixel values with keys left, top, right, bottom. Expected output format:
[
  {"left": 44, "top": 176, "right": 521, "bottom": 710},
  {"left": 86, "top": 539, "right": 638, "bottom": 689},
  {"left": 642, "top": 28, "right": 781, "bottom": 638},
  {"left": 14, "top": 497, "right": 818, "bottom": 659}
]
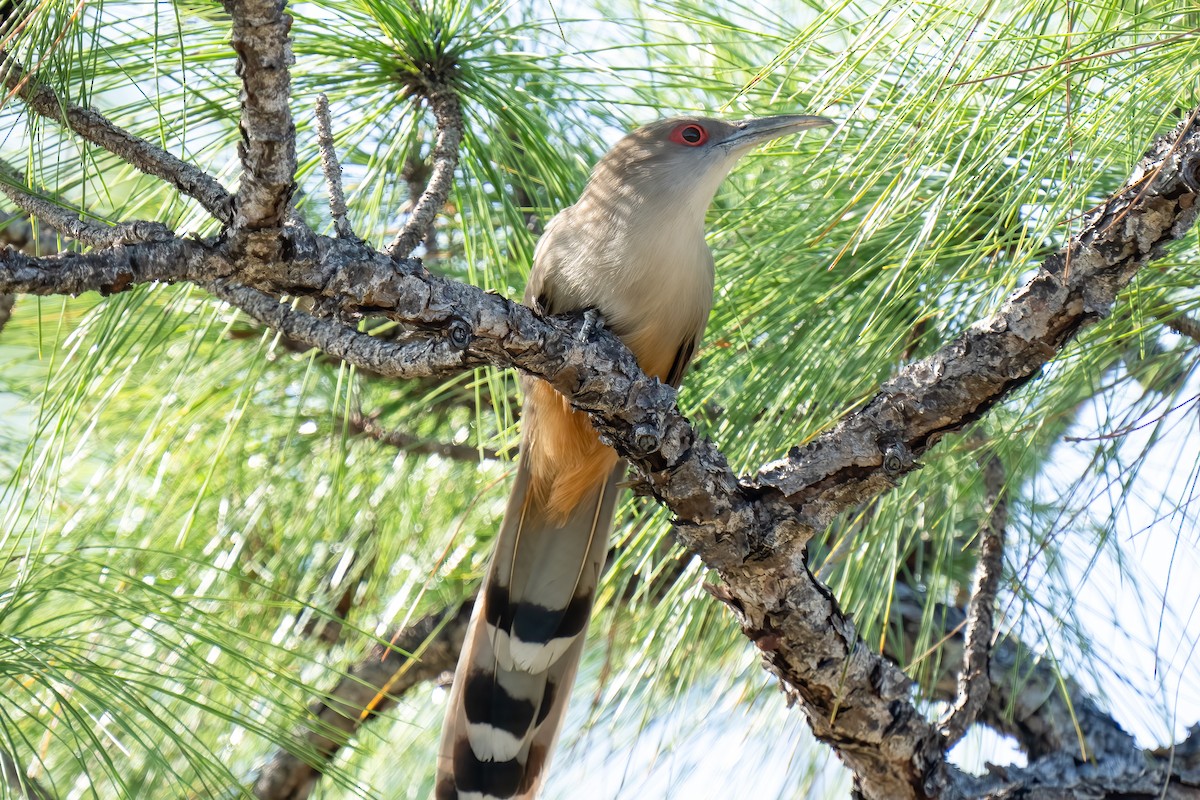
[{"left": 669, "top": 123, "right": 709, "bottom": 147}]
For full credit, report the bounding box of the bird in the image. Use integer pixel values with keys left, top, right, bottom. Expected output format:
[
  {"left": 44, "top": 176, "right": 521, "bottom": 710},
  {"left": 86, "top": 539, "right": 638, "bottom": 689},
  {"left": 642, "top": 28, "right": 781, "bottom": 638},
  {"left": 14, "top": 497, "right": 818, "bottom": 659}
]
[{"left": 436, "top": 112, "right": 832, "bottom": 800}]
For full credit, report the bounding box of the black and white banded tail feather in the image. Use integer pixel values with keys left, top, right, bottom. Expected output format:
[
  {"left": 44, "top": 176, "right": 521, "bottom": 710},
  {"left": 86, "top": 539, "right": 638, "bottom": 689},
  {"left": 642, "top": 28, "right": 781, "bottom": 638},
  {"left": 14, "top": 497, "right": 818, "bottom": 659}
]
[{"left": 436, "top": 458, "right": 624, "bottom": 800}]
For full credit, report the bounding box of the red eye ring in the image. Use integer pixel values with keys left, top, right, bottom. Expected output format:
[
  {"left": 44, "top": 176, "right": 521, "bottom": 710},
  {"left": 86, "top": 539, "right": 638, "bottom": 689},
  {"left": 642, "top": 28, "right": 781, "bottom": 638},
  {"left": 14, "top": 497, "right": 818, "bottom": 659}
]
[{"left": 669, "top": 123, "right": 709, "bottom": 147}]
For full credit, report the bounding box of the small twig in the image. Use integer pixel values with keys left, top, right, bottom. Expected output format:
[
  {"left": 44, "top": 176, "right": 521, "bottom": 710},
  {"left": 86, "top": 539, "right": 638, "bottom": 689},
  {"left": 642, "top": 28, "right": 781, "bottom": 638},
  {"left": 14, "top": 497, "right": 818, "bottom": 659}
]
[
  {"left": 251, "top": 601, "right": 473, "bottom": 800},
  {"left": 386, "top": 88, "right": 462, "bottom": 259},
  {"left": 939, "top": 455, "right": 1007, "bottom": 747},
  {"left": 1, "top": 57, "right": 234, "bottom": 225},
  {"left": 1158, "top": 308, "right": 1200, "bottom": 343},
  {"left": 0, "top": 161, "right": 174, "bottom": 247},
  {"left": 314, "top": 94, "right": 354, "bottom": 239},
  {"left": 0, "top": 749, "right": 55, "bottom": 800},
  {"left": 347, "top": 407, "right": 497, "bottom": 462},
  {"left": 951, "top": 26, "right": 1200, "bottom": 87}
]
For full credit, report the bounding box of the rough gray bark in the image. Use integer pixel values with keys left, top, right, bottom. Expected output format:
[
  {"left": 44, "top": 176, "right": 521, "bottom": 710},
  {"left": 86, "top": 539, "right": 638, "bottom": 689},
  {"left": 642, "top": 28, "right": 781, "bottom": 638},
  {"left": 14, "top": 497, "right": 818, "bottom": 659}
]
[
  {"left": 314, "top": 94, "right": 354, "bottom": 240},
  {"left": 1, "top": 19, "right": 1198, "bottom": 800},
  {"left": 225, "top": 0, "right": 297, "bottom": 237}
]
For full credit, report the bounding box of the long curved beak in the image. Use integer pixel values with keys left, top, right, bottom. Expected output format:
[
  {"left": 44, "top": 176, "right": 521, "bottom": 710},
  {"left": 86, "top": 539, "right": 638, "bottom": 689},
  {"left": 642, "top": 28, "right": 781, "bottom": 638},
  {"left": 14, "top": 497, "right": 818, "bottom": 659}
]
[{"left": 721, "top": 114, "right": 834, "bottom": 151}]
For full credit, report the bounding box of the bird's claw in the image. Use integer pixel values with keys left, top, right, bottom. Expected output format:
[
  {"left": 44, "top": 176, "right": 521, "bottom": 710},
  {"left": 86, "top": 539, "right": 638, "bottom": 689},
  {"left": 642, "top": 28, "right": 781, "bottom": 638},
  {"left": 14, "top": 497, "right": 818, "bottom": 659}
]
[{"left": 579, "top": 308, "right": 606, "bottom": 341}]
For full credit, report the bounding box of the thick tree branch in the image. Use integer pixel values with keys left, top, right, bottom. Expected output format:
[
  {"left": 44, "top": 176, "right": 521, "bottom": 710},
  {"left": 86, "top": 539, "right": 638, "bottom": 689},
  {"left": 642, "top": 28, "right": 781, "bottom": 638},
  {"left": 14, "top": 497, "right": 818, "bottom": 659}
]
[
  {"left": 386, "top": 88, "right": 462, "bottom": 259},
  {"left": 0, "top": 59, "right": 234, "bottom": 225},
  {"left": 225, "top": 0, "right": 297, "bottom": 234},
  {"left": 939, "top": 456, "right": 1006, "bottom": 747},
  {"left": 251, "top": 602, "right": 472, "bottom": 800},
  {"left": 0, "top": 238, "right": 215, "bottom": 295},
  {"left": 698, "top": 116, "right": 1199, "bottom": 799}
]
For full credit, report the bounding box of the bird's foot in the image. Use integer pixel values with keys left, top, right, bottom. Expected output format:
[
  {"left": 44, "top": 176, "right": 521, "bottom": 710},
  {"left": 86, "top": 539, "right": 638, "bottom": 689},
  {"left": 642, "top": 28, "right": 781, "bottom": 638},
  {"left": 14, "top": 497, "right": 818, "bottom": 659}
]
[{"left": 579, "top": 308, "right": 606, "bottom": 341}]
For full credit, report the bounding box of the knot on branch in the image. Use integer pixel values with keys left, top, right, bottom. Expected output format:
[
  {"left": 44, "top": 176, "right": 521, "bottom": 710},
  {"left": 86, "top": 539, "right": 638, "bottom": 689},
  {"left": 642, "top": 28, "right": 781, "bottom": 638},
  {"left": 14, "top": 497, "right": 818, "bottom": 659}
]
[
  {"left": 632, "top": 424, "right": 660, "bottom": 456},
  {"left": 881, "top": 441, "right": 917, "bottom": 477},
  {"left": 445, "top": 318, "right": 471, "bottom": 350}
]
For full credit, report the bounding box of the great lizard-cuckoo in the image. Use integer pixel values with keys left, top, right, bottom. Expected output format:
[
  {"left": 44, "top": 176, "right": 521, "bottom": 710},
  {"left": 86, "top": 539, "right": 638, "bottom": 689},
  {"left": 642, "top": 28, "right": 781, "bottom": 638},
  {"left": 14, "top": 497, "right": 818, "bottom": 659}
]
[{"left": 436, "top": 113, "right": 832, "bottom": 800}]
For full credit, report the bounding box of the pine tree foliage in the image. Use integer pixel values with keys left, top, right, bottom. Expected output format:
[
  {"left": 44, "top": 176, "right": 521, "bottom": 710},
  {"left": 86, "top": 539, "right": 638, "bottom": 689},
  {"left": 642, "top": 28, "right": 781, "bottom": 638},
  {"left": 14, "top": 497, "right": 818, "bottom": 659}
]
[{"left": 0, "top": 0, "right": 1198, "bottom": 797}]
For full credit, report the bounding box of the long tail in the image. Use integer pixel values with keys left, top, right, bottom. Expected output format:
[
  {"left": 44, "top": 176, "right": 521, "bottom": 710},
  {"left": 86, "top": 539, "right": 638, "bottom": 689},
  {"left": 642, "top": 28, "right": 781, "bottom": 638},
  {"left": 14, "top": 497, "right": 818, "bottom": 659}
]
[{"left": 436, "top": 454, "right": 623, "bottom": 800}]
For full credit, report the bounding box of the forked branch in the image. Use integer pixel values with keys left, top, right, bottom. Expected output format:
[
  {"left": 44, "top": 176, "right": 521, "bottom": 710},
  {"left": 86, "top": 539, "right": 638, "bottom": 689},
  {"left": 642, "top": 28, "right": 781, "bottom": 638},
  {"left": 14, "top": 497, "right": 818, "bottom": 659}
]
[
  {"left": 386, "top": 88, "right": 463, "bottom": 259},
  {"left": 0, "top": 58, "right": 234, "bottom": 224}
]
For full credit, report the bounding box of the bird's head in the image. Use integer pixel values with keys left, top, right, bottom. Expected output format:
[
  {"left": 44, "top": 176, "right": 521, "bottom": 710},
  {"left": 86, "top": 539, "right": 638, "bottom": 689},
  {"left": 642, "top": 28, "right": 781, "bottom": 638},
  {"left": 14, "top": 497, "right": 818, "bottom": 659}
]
[{"left": 587, "top": 114, "right": 833, "bottom": 221}]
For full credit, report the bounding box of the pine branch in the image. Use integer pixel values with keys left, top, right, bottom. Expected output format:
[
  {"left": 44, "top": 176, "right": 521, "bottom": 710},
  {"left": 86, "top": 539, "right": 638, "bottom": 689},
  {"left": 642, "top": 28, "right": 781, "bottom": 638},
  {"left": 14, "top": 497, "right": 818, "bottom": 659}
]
[
  {"left": 1, "top": 38, "right": 1198, "bottom": 794},
  {"left": 313, "top": 94, "right": 354, "bottom": 240},
  {"left": 756, "top": 114, "right": 1200, "bottom": 530},
  {"left": 0, "top": 58, "right": 234, "bottom": 225},
  {"left": 385, "top": 87, "right": 462, "bottom": 260},
  {"left": 206, "top": 280, "right": 480, "bottom": 379},
  {"left": 225, "top": 0, "right": 297, "bottom": 234},
  {"left": 0, "top": 238, "right": 215, "bottom": 295},
  {"left": 0, "top": 160, "right": 175, "bottom": 247},
  {"left": 939, "top": 455, "right": 1007, "bottom": 747}
]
